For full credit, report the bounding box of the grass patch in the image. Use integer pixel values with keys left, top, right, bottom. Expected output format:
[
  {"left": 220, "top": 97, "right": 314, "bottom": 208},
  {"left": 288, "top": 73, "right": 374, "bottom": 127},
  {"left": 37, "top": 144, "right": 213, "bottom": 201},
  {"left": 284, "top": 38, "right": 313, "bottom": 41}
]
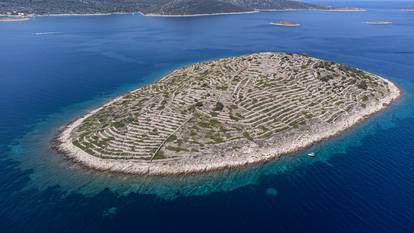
[
  {"left": 112, "top": 122, "right": 125, "bottom": 129},
  {"left": 213, "top": 101, "right": 224, "bottom": 112},
  {"left": 208, "top": 131, "right": 224, "bottom": 144},
  {"left": 165, "top": 146, "right": 189, "bottom": 152},
  {"left": 243, "top": 131, "right": 254, "bottom": 141},
  {"left": 166, "top": 135, "right": 177, "bottom": 142},
  {"left": 153, "top": 150, "right": 165, "bottom": 160}
]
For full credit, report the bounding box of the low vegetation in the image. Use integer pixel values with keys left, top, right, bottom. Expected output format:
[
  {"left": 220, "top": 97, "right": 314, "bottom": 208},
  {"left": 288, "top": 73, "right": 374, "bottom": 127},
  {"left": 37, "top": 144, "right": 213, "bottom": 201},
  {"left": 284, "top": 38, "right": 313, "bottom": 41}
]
[{"left": 70, "top": 52, "right": 391, "bottom": 162}]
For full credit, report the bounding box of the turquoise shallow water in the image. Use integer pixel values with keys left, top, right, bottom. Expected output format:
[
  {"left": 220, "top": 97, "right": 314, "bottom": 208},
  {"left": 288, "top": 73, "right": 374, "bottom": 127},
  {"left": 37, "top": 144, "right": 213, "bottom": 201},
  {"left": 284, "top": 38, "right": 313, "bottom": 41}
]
[{"left": 1, "top": 1, "right": 414, "bottom": 232}]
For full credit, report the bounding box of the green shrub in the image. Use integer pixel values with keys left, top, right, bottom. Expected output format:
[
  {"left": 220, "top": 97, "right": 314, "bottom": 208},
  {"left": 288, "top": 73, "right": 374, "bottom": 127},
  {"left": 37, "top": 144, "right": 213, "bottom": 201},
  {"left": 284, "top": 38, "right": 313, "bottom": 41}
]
[
  {"left": 357, "top": 80, "right": 368, "bottom": 90},
  {"left": 167, "top": 135, "right": 177, "bottom": 142},
  {"left": 153, "top": 150, "right": 165, "bottom": 160},
  {"left": 112, "top": 122, "right": 125, "bottom": 129},
  {"left": 213, "top": 102, "right": 224, "bottom": 112},
  {"left": 243, "top": 131, "right": 254, "bottom": 141}
]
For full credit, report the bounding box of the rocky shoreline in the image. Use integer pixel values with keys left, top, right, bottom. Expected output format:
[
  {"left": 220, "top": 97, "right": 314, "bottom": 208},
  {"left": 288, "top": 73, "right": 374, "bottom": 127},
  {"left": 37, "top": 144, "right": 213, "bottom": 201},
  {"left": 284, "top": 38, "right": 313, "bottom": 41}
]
[{"left": 53, "top": 70, "right": 401, "bottom": 176}]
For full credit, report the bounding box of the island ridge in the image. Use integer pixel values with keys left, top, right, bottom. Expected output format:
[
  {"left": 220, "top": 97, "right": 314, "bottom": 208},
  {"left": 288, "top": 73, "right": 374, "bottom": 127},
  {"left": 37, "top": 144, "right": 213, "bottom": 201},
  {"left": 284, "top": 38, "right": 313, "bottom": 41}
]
[{"left": 55, "top": 52, "right": 400, "bottom": 175}]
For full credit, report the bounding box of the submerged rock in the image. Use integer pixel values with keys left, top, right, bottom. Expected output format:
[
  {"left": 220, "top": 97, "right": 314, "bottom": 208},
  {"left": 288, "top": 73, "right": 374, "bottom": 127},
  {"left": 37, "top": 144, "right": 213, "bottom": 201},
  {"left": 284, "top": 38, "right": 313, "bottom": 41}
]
[{"left": 266, "top": 187, "right": 278, "bottom": 197}]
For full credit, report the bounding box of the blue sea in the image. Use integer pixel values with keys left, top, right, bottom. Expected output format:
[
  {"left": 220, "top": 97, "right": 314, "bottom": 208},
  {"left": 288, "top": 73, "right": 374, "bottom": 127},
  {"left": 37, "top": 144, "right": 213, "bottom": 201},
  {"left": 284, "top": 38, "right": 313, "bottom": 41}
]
[{"left": 1, "top": 1, "right": 414, "bottom": 232}]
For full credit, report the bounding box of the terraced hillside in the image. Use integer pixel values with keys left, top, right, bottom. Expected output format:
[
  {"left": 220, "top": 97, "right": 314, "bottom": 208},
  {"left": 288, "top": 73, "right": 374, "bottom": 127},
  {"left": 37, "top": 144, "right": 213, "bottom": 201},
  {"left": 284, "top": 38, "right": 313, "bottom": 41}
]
[{"left": 57, "top": 52, "right": 400, "bottom": 175}]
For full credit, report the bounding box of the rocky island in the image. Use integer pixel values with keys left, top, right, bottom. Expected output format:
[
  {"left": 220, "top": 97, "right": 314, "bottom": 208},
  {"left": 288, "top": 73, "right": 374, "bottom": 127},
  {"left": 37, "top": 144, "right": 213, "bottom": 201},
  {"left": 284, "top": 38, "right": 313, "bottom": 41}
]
[
  {"left": 366, "top": 20, "right": 392, "bottom": 25},
  {"left": 55, "top": 52, "right": 400, "bottom": 175},
  {"left": 327, "top": 8, "right": 367, "bottom": 12},
  {"left": 270, "top": 21, "right": 300, "bottom": 27}
]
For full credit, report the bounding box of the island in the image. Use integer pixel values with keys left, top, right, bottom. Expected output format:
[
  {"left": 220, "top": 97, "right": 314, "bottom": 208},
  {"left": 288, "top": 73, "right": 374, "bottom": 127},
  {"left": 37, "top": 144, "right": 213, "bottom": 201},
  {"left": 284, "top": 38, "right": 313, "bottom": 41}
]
[
  {"left": 366, "top": 21, "right": 392, "bottom": 25},
  {"left": 327, "top": 8, "right": 367, "bottom": 12},
  {"left": 270, "top": 21, "right": 301, "bottom": 27},
  {"left": 0, "top": 0, "right": 356, "bottom": 17},
  {"left": 54, "top": 52, "right": 400, "bottom": 175}
]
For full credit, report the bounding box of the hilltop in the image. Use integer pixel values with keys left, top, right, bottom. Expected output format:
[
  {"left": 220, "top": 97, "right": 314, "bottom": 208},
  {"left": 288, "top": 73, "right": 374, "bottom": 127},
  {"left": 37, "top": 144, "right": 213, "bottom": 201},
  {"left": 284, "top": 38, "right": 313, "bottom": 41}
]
[{"left": 55, "top": 52, "right": 400, "bottom": 175}]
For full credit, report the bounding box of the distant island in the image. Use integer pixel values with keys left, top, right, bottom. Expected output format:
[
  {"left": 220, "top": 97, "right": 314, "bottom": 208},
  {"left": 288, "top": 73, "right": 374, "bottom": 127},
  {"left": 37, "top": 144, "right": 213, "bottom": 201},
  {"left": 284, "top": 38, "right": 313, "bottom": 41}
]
[
  {"left": 0, "top": 0, "right": 362, "bottom": 17},
  {"left": 270, "top": 21, "right": 301, "bottom": 27},
  {"left": 366, "top": 21, "right": 392, "bottom": 25},
  {"left": 327, "top": 8, "right": 367, "bottom": 12},
  {"left": 54, "top": 52, "right": 400, "bottom": 175}
]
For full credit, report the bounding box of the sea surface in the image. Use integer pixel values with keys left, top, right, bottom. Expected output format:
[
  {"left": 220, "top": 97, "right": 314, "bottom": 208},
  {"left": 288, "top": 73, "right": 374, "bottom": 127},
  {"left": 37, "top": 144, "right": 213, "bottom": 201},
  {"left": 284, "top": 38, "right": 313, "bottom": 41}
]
[{"left": 1, "top": 1, "right": 414, "bottom": 233}]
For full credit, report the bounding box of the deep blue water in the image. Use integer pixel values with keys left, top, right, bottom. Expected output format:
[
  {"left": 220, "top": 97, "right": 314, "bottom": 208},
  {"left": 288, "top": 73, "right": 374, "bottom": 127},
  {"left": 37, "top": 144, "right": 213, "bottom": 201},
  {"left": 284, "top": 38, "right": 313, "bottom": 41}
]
[{"left": 1, "top": 1, "right": 414, "bottom": 233}]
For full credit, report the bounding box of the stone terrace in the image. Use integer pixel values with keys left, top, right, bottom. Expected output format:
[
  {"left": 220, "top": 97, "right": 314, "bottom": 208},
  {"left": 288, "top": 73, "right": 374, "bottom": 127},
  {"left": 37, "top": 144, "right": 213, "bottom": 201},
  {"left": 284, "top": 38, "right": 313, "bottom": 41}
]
[{"left": 70, "top": 52, "right": 392, "bottom": 161}]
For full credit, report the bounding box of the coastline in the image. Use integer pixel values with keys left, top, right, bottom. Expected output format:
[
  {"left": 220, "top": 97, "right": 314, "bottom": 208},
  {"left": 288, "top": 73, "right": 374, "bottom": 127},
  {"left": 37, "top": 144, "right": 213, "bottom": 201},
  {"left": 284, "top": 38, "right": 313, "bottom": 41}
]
[
  {"left": 140, "top": 8, "right": 367, "bottom": 17},
  {"left": 139, "top": 10, "right": 259, "bottom": 17},
  {"left": 0, "top": 12, "right": 134, "bottom": 20},
  {"left": 33, "top": 12, "right": 134, "bottom": 17},
  {"left": 53, "top": 69, "right": 401, "bottom": 176},
  {"left": 0, "top": 7, "right": 368, "bottom": 20},
  {"left": 0, "top": 16, "right": 30, "bottom": 22}
]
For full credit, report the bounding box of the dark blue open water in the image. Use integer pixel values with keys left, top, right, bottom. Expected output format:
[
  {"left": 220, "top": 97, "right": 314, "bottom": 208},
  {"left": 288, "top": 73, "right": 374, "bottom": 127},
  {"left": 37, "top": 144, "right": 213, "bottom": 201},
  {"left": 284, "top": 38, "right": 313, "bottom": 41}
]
[{"left": 1, "top": 1, "right": 414, "bottom": 232}]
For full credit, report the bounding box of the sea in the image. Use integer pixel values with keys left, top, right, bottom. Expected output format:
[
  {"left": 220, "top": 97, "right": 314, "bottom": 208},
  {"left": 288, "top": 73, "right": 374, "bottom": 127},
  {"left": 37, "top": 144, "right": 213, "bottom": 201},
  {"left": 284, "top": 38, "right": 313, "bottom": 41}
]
[{"left": 1, "top": 1, "right": 414, "bottom": 232}]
